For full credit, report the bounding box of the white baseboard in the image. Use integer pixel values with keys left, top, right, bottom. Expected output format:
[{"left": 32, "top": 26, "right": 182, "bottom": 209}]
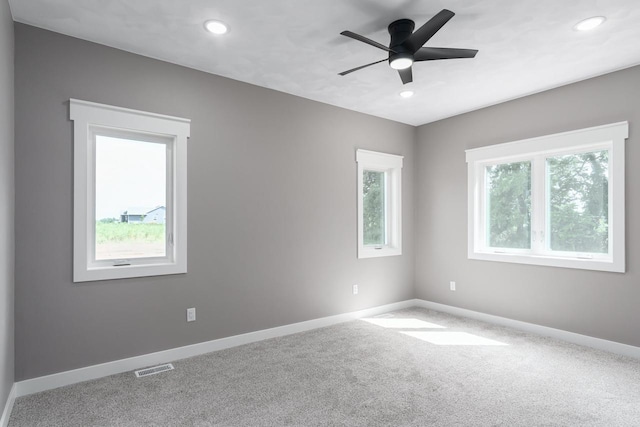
[
  {"left": 15, "top": 298, "right": 638, "bottom": 401},
  {"left": 0, "top": 384, "right": 16, "bottom": 427},
  {"left": 15, "top": 299, "right": 418, "bottom": 397},
  {"left": 414, "top": 299, "right": 640, "bottom": 359}
]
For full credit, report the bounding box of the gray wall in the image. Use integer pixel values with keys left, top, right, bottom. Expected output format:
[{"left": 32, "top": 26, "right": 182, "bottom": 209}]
[
  {"left": 0, "top": 0, "right": 14, "bottom": 410},
  {"left": 14, "top": 24, "right": 415, "bottom": 381},
  {"left": 416, "top": 66, "right": 640, "bottom": 347}
]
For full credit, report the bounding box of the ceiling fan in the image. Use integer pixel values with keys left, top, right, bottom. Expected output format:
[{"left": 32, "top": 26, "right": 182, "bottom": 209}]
[{"left": 339, "top": 9, "right": 478, "bottom": 84}]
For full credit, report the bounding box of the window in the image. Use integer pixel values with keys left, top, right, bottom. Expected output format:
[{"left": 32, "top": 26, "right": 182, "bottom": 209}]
[
  {"left": 356, "top": 149, "right": 403, "bottom": 258},
  {"left": 466, "top": 122, "right": 627, "bottom": 272},
  {"left": 71, "top": 99, "right": 190, "bottom": 282}
]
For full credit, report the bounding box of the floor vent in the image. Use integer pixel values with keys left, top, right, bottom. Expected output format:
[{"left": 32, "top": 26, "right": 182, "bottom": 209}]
[{"left": 134, "top": 363, "right": 175, "bottom": 378}]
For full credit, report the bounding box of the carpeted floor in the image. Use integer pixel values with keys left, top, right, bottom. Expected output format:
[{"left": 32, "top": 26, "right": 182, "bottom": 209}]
[{"left": 9, "top": 307, "right": 640, "bottom": 426}]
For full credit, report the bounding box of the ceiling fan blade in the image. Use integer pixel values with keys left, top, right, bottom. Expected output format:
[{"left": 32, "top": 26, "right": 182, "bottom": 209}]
[
  {"left": 339, "top": 58, "right": 388, "bottom": 76},
  {"left": 398, "top": 67, "right": 413, "bottom": 85},
  {"left": 414, "top": 47, "right": 478, "bottom": 61},
  {"left": 403, "top": 9, "right": 455, "bottom": 53},
  {"left": 340, "top": 31, "right": 396, "bottom": 53}
]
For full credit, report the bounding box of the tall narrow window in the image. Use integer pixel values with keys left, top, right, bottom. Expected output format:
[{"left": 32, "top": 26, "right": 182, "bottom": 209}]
[
  {"left": 357, "top": 149, "right": 403, "bottom": 259},
  {"left": 363, "top": 170, "right": 386, "bottom": 246},
  {"left": 466, "top": 122, "right": 627, "bottom": 273},
  {"left": 71, "top": 99, "right": 190, "bottom": 282}
]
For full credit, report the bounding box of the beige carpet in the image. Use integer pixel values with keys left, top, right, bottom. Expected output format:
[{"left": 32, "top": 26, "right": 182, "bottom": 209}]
[{"left": 9, "top": 307, "right": 640, "bottom": 426}]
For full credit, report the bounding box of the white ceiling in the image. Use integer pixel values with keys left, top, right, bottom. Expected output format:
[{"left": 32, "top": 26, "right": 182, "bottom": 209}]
[{"left": 9, "top": 0, "right": 640, "bottom": 126}]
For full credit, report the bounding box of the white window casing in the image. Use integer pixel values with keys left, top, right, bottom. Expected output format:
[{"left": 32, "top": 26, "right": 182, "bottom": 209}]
[
  {"left": 71, "top": 99, "right": 190, "bottom": 282},
  {"left": 357, "top": 149, "right": 403, "bottom": 259},
  {"left": 466, "top": 122, "right": 628, "bottom": 273}
]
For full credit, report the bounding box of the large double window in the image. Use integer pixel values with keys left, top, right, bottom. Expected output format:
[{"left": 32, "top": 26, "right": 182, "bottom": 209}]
[
  {"left": 71, "top": 99, "right": 190, "bottom": 282},
  {"left": 466, "top": 122, "right": 627, "bottom": 272}
]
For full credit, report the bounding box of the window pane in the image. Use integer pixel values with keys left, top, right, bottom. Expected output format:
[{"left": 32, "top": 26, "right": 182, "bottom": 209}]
[
  {"left": 547, "top": 150, "right": 608, "bottom": 253},
  {"left": 363, "top": 170, "right": 386, "bottom": 246},
  {"left": 95, "top": 135, "right": 167, "bottom": 260},
  {"left": 486, "top": 162, "right": 531, "bottom": 249}
]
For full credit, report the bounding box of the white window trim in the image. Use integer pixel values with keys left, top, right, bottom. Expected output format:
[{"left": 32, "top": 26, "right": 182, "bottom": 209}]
[
  {"left": 70, "top": 99, "right": 190, "bottom": 282},
  {"left": 466, "top": 122, "right": 628, "bottom": 273},
  {"left": 357, "top": 149, "right": 403, "bottom": 259}
]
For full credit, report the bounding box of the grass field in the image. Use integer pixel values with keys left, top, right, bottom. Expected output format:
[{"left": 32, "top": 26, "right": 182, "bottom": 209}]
[
  {"left": 96, "top": 222, "right": 165, "bottom": 244},
  {"left": 95, "top": 222, "right": 166, "bottom": 259}
]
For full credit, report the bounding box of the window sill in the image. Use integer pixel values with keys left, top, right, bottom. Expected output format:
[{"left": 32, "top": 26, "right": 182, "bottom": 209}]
[
  {"left": 358, "top": 247, "right": 402, "bottom": 259},
  {"left": 468, "top": 251, "right": 623, "bottom": 273},
  {"left": 74, "top": 262, "right": 187, "bottom": 282}
]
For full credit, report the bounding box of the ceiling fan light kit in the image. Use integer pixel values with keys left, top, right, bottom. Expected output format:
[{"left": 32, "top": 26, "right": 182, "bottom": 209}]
[
  {"left": 390, "top": 56, "right": 413, "bottom": 70},
  {"left": 339, "top": 9, "right": 478, "bottom": 85}
]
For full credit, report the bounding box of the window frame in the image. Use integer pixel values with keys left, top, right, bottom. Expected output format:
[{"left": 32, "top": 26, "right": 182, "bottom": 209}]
[
  {"left": 70, "top": 99, "right": 190, "bottom": 282},
  {"left": 466, "top": 122, "right": 627, "bottom": 273},
  {"left": 356, "top": 149, "right": 403, "bottom": 259}
]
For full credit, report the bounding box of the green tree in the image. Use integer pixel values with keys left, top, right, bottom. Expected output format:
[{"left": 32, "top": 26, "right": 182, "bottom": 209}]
[
  {"left": 363, "top": 170, "right": 385, "bottom": 245},
  {"left": 548, "top": 150, "right": 608, "bottom": 253},
  {"left": 487, "top": 161, "right": 531, "bottom": 249},
  {"left": 486, "top": 150, "right": 608, "bottom": 253},
  {"left": 98, "top": 217, "right": 119, "bottom": 224}
]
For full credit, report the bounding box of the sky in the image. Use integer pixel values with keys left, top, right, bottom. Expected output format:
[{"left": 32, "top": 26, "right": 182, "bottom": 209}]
[{"left": 95, "top": 135, "right": 166, "bottom": 220}]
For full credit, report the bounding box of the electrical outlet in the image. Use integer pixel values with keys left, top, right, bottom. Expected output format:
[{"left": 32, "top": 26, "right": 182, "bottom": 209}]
[
  {"left": 353, "top": 284, "right": 359, "bottom": 295},
  {"left": 187, "top": 307, "right": 196, "bottom": 322},
  {"left": 450, "top": 281, "right": 456, "bottom": 291}
]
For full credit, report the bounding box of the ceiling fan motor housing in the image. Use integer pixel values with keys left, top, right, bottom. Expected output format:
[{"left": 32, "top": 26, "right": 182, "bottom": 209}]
[
  {"left": 388, "top": 19, "right": 415, "bottom": 65},
  {"left": 338, "top": 9, "right": 477, "bottom": 84}
]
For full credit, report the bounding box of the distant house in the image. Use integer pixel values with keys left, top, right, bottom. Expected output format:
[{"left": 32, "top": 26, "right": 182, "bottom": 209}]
[
  {"left": 120, "top": 206, "right": 165, "bottom": 224},
  {"left": 143, "top": 206, "right": 166, "bottom": 224}
]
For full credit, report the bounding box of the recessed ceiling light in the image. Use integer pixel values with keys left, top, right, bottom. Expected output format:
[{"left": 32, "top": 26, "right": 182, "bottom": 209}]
[
  {"left": 399, "top": 90, "right": 414, "bottom": 99},
  {"left": 574, "top": 16, "right": 606, "bottom": 32},
  {"left": 204, "top": 20, "right": 228, "bottom": 35}
]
